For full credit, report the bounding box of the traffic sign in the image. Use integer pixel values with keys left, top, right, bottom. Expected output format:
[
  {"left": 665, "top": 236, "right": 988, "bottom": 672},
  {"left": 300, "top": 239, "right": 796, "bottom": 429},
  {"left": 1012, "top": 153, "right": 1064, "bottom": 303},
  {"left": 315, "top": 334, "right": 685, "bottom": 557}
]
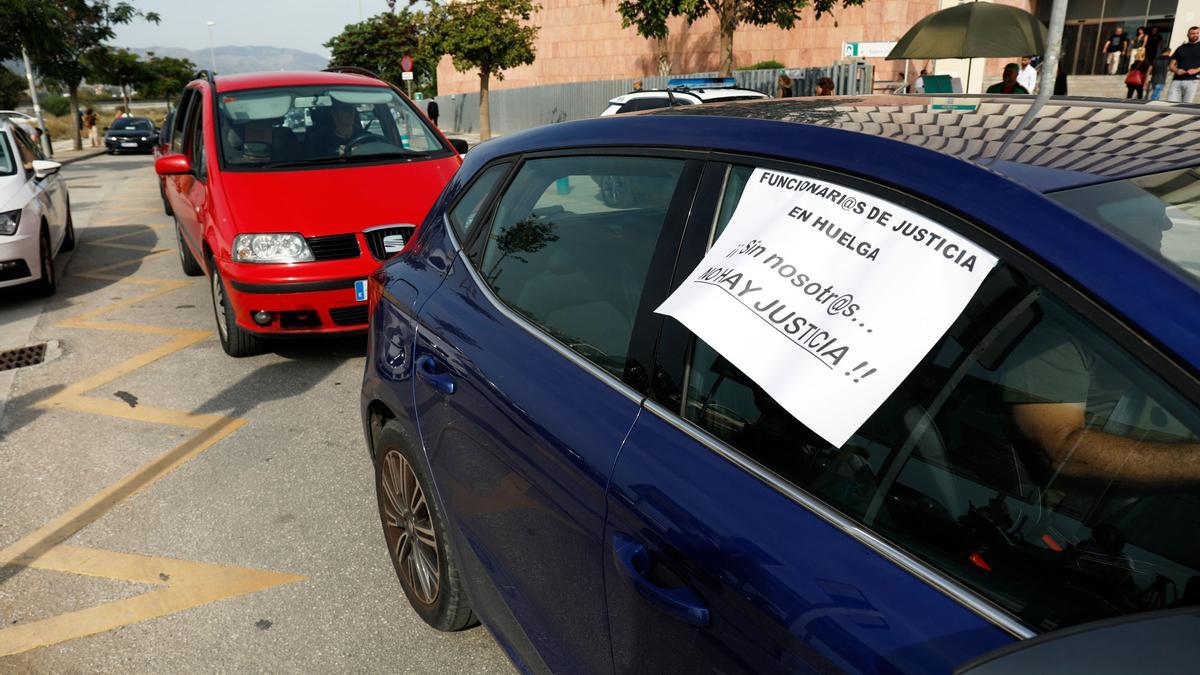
[
  {"left": 401, "top": 55, "right": 414, "bottom": 72},
  {"left": 401, "top": 71, "right": 414, "bottom": 81},
  {"left": 842, "top": 41, "right": 897, "bottom": 58}
]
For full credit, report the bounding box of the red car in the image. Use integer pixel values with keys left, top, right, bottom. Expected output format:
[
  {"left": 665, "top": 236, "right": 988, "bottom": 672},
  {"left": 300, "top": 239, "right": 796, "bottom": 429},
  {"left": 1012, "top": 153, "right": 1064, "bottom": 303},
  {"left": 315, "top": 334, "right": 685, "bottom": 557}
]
[{"left": 155, "top": 69, "right": 465, "bottom": 356}]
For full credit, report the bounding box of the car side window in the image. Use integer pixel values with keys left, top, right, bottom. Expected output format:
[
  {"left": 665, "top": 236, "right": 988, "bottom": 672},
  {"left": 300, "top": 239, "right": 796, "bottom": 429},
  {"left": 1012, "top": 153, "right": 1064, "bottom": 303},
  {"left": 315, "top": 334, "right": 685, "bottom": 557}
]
[
  {"left": 678, "top": 163, "right": 1200, "bottom": 633},
  {"left": 448, "top": 162, "right": 509, "bottom": 244},
  {"left": 188, "top": 102, "right": 206, "bottom": 180},
  {"left": 172, "top": 90, "right": 195, "bottom": 155},
  {"left": 479, "top": 155, "right": 686, "bottom": 376},
  {"left": 10, "top": 127, "right": 38, "bottom": 173}
]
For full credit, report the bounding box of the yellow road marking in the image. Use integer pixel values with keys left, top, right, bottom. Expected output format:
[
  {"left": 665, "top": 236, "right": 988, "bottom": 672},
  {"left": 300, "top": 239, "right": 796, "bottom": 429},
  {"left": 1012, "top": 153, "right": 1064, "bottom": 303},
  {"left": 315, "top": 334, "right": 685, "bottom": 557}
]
[{"left": 0, "top": 198, "right": 304, "bottom": 657}]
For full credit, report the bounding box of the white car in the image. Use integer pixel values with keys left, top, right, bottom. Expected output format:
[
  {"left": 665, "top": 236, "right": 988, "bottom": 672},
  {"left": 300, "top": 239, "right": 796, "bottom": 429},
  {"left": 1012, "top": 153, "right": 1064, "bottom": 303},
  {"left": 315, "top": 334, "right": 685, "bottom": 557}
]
[
  {"left": 600, "top": 77, "right": 769, "bottom": 116},
  {"left": 0, "top": 120, "right": 72, "bottom": 296}
]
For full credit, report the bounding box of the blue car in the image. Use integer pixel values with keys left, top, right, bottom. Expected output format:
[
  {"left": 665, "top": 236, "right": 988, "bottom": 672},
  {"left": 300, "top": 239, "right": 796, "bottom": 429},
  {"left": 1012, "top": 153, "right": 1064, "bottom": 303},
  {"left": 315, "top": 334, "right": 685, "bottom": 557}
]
[{"left": 360, "top": 95, "right": 1200, "bottom": 674}]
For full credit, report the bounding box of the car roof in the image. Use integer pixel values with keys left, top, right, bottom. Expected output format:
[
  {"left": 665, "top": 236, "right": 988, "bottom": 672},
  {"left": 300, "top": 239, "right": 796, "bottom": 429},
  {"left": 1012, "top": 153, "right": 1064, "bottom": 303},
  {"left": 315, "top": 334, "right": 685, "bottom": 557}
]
[
  {"left": 210, "top": 70, "right": 388, "bottom": 94},
  {"left": 642, "top": 95, "right": 1200, "bottom": 191}
]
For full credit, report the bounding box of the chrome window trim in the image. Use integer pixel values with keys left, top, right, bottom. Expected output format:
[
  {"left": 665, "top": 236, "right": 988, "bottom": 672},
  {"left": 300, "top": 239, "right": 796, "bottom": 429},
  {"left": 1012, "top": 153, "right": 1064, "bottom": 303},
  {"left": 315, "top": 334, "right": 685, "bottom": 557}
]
[
  {"left": 364, "top": 223, "right": 417, "bottom": 233},
  {"left": 442, "top": 213, "right": 645, "bottom": 406},
  {"left": 640, "top": 397, "right": 1037, "bottom": 640}
]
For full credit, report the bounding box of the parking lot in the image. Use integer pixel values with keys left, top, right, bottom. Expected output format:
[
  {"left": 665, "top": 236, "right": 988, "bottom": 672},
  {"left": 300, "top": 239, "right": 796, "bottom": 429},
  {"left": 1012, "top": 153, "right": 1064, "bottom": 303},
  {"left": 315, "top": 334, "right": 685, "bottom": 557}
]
[{"left": 0, "top": 154, "right": 510, "bottom": 672}]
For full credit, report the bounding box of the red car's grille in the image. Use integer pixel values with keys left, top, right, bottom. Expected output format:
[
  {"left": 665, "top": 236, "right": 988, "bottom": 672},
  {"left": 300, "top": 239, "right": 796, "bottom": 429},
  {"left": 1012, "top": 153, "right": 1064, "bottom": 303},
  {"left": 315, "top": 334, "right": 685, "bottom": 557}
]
[
  {"left": 329, "top": 305, "right": 368, "bottom": 326},
  {"left": 305, "top": 234, "right": 360, "bottom": 261}
]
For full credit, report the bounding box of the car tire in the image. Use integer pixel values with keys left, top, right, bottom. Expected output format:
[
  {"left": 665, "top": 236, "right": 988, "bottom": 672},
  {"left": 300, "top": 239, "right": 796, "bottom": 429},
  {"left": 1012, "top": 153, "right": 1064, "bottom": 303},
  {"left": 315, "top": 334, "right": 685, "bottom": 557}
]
[
  {"left": 160, "top": 180, "right": 174, "bottom": 216},
  {"left": 30, "top": 227, "right": 56, "bottom": 297},
  {"left": 176, "top": 221, "right": 203, "bottom": 277},
  {"left": 208, "top": 259, "right": 261, "bottom": 357},
  {"left": 60, "top": 208, "right": 76, "bottom": 252},
  {"left": 373, "top": 420, "right": 477, "bottom": 632}
]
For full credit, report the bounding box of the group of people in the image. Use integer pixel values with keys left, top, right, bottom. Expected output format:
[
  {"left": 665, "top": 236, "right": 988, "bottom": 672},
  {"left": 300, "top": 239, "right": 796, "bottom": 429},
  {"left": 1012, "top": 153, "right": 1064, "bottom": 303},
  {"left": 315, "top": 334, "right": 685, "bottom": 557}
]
[
  {"left": 775, "top": 73, "right": 835, "bottom": 97},
  {"left": 1121, "top": 25, "right": 1200, "bottom": 103}
]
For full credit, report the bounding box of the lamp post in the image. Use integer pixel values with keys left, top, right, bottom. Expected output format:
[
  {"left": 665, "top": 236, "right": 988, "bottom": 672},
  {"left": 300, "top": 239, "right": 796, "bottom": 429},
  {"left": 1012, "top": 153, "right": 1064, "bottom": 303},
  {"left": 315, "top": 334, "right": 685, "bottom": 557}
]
[{"left": 206, "top": 21, "right": 217, "bottom": 73}]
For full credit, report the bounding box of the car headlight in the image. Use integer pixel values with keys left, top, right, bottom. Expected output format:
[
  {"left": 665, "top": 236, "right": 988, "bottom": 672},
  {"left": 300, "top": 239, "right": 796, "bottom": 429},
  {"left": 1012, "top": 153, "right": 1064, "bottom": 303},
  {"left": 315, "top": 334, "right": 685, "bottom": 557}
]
[
  {"left": 0, "top": 210, "right": 19, "bottom": 236},
  {"left": 140, "top": 136, "right": 148, "bottom": 141},
  {"left": 232, "top": 233, "right": 315, "bottom": 263}
]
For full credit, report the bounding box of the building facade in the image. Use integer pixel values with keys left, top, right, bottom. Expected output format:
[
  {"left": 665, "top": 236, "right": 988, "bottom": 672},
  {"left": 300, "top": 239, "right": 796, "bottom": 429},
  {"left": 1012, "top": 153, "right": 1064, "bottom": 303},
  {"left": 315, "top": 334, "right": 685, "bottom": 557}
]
[{"left": 435, "top": 0, "right": 1200, "bottom": 95}]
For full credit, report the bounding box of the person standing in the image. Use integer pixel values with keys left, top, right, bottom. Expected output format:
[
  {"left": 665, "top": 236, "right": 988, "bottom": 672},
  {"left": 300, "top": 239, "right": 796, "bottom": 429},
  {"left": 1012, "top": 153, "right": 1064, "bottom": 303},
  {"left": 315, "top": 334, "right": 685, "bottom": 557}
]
[
  {"left": 1146, "top": 26, "right": 1164, "bottom": 63},
  {"left": 426, "top": 99, "right": 439, "bottom": 128},
  {"left": 1149, "top": 47, "right": 1172, "bottom": 100},
  {"left": 83, "top": 108, "right": 99, "bottom": 148},
  {"left": 1167, "top": 26, "right": 1200, "bottom": 103},
  {"left": 913, "top": 68, "right": 928, "bottom": 93},
  {"left": 1125, "top": 56, "right": 1150, "bottom": 98},
  {"left": 1103, "top": 26, "right": 1129, "bottom": 75},
  {"left": 986, "top": 63, "right": 1030, "bottom": 95},
  {"left": 776, "top": 73, "right": 793, "bottom": 98},
  {"left": 1017, "top": 56, "right": 1038, "bottom": 94},
  {"left": 1131, "top": 26, "right": 1148, "bottom": 62}
]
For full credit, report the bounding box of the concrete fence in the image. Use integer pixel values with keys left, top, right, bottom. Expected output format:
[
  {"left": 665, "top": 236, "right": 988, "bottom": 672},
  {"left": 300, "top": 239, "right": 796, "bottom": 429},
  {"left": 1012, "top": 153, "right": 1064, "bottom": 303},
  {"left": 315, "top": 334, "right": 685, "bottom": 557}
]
[{"left": 431, "top": 63, "right": 874, "bottom": 136}]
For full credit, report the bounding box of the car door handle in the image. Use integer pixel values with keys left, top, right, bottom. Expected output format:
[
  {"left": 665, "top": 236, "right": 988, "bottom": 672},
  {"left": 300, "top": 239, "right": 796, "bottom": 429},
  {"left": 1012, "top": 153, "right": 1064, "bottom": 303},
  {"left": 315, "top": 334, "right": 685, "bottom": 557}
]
[
  {"left": 613, "top": 533, "right": 709, "bottom": 627},
  {"left": 415, "top": 355, "right": 456, "bottom": 395}
]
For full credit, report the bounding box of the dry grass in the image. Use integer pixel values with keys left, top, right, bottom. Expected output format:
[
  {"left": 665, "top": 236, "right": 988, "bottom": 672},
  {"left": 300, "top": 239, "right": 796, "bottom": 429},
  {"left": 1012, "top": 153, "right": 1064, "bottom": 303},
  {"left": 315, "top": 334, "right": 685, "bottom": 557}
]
[{"left": 41, "top": 109, "right": 170, "bottom": 143}]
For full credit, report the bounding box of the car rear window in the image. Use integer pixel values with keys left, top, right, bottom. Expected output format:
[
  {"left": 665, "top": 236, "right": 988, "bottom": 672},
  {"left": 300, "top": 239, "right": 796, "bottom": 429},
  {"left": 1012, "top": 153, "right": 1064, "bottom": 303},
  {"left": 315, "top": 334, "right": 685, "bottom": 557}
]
[{"left": 1049, "top": 168, "right": 1200, "bottom": 284}]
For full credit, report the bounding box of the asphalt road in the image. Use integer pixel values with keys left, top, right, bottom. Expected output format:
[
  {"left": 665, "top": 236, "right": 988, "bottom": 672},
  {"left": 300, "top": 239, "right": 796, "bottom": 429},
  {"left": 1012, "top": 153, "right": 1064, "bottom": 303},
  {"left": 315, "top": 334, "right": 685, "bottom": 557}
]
[{"left": 0, "top": 154, "right": 512, "bottom": 673}]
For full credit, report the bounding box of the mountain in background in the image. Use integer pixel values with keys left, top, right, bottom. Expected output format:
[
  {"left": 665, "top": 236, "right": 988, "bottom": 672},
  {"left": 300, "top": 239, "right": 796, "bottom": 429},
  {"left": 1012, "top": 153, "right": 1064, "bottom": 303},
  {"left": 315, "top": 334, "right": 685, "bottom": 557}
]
[{"left": 130, "top": 45, "right": 328, "bottom": 75}]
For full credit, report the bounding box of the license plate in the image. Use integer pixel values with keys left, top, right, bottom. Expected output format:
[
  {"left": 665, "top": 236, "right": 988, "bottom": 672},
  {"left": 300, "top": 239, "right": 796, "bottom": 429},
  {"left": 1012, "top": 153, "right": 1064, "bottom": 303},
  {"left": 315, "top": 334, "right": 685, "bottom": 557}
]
[
  {"left": 354, "top": 279, "right": 368, "bottom": 302},
  {"left": 120, "top": 142, "right": 138, "bottom": 147}
]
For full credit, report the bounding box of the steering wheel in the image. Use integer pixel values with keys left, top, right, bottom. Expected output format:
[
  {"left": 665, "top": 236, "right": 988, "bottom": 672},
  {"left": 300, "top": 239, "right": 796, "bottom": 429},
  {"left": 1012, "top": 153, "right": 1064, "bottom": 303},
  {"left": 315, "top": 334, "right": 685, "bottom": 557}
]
[{"left": 342, "top": 132, "right": 392, "bottom": 157}]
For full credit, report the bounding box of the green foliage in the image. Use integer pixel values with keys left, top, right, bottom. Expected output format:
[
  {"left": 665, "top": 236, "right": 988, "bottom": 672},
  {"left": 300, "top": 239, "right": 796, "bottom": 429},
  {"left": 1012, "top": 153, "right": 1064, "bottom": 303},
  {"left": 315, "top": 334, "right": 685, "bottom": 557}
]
[
  {"left": 617, "top": 0, "right": 863, "bottom": 72},
  {"left": 18, "top": 2, "right": 160, "bottom": 92},
  {"left": 739, "top": 59, "right": 786, "bottom": 70},
  {"left": 40, "top": 94, "right": 71, "bottom": 116},
  {"left": 0, "top": 67, "right": 25, "bottom": 109},
  {"left": 85, "top": 46, "right": 150, "bottom": 91},
  {"left": 325, "top": 10, "right": 439, "bottom": 95},
  {"left": 434, "top": 0, "right": 540, "bottom": 82},
  {"left": 137, "top": 53, "right": 195, "bottom": 104}
]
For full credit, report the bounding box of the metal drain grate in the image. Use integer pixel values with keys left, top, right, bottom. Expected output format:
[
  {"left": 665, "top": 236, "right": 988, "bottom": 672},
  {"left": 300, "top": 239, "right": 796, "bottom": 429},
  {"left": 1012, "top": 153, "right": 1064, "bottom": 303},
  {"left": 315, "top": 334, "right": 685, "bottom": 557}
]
[{"left": 0, "top": 343, "right": 48, "bottom": 372}]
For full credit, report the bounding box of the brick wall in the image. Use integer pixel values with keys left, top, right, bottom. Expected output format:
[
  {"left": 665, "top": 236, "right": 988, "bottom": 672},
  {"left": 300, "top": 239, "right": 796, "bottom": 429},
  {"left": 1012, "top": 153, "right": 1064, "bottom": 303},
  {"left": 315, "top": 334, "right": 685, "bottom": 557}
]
[{"left": 435, "top": 0, "right": 940, "bottom": 95}]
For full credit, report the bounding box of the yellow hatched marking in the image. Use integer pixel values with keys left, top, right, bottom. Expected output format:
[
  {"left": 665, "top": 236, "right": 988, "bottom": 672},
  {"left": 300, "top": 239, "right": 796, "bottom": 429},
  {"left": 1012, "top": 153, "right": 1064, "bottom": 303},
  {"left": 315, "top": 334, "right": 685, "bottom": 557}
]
[{"left": 0, "top": 202, "right": 304, "bottom": 657}]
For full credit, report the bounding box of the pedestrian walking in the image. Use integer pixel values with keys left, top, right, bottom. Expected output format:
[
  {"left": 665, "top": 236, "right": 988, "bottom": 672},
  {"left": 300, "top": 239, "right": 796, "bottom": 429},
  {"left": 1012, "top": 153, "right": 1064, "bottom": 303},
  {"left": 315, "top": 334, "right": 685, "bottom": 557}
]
[
  {"left": 776, "top": 73, "right": 793, "bottom": 98},
  {"left": 426, "top": 99, "right": 439, "bottom": 128},
  {"left": 83, "top": 108, "right": 99, "bottom": 148},
  {"left": 1131, "top": 26, "right": 1148, "bottom": 61},
  {"left": 1125, "top": 57, "right": 1150, "bottom": 98},
  {"left": 1017, "top": 56, "right": 1038, "bottom": 94},
  {"left": 1167, "top": 26, "right": 1200, "bottom": 103},
  {"left": 1149, "top": 47, "right": 1172, "bottom": 100},
  {"left": 1103, "top": 26, "right": 1129, "bottom": 75}
]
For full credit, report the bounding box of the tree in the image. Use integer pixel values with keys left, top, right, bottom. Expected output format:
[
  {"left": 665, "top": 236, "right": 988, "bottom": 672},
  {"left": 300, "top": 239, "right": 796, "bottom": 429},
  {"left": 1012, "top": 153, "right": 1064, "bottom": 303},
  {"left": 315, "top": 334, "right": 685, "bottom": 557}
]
[
  {"left": 139, "top": 53, "right": 196, "bottom": 110},
  {"left": 434, "top": 0, "right": 539, "bottom": 141},
  {"left": 325, "top": 10, "right": 439, "bottom": 97},
  {"left": 13, "top": 1, "right": 159, "bottom": 150},
  {"left": 617, "top": 0, "right": 863, "bottom": 76},
  {"left": 0, "top": 67, "right": 26, "bottom": 110},
  {"left": 85, "top": 46, "right": 151, "bottom": 111}
]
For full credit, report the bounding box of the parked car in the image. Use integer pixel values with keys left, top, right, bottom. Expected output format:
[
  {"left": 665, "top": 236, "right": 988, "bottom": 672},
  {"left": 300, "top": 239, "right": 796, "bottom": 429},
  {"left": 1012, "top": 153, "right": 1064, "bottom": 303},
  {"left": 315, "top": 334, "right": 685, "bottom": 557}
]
[
  {"left": 0, "top": 119, "right": 73, "bottom": 296},
  {"left": 155, "top": 69, "right": 468, "bottom": 356},
  {"left": 104, "top": 116, "right": 158, "bottom": 154},
  {"left": 360, "top": 95, "right": 1200, "bottom": 673},
  {"left": 600, "top": 77, "right": 769, "bottom": 116}
]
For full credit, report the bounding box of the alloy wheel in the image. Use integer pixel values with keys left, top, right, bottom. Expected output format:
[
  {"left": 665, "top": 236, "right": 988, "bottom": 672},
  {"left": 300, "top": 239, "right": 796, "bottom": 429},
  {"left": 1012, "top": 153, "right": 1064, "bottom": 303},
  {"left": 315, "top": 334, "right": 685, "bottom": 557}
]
[{"left": 380, "top": 450, "right": 441, "bottom": 605}]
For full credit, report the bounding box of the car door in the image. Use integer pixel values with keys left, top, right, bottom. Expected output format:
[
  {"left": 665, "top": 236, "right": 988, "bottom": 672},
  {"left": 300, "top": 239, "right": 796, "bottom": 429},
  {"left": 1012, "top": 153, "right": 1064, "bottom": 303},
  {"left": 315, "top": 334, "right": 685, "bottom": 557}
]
[
  {"left": 411, "top": 151, "right": 702, "bottom": 673},
  {"left": 173, "top": 90, "right": 209, "bottom": 267},
  {"left": 602, "top": 159, "right": 1200, "bottom": 672},
  {"left": 10, "top": 126, "right": 64, "bottom": 247}
]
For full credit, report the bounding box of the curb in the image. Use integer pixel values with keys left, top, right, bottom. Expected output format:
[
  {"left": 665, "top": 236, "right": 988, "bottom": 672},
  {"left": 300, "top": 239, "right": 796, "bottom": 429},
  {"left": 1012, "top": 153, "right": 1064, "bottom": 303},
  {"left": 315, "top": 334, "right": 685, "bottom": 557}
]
[{"left": 53, "top": 149, "right": 108, "bottom": 166}]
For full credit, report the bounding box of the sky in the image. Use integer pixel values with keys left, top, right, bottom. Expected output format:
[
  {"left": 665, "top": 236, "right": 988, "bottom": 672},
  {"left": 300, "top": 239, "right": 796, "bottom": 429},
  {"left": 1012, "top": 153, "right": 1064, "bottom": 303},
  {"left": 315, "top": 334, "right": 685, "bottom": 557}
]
[{"left": 111, "top": 0, "right": 395, "bottom": 56}]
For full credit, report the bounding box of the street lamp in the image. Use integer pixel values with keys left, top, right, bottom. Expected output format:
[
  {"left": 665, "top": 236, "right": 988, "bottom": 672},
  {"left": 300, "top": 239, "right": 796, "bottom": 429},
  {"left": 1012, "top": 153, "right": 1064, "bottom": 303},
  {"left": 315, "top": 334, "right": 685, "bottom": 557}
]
[{"left": 206, "top": 21, "right": 217, "bottom": 73}]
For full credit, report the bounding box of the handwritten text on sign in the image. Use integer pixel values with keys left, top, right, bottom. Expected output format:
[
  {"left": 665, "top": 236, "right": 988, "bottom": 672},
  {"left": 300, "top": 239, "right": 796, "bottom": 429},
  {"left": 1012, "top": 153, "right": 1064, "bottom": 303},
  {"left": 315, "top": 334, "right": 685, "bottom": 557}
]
[{"left": 656, "top": 168, "right": 998, "bottom": 446}]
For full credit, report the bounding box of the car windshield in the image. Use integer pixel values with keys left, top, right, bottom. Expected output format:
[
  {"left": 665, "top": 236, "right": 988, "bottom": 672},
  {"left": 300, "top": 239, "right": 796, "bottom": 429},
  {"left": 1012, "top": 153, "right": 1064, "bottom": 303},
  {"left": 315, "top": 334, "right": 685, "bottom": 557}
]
[
  {"left": 1049, "top": 167, "right": 1200, "bottom": 284},
  {"left": 0, "top": 132, "right": 14, "bottom": 175},
  {"left": 112, "top": 118, "right": 153, "bottom": 131},
  {"left": 216, "top": 84, "right": 445, "bottom": 169}
]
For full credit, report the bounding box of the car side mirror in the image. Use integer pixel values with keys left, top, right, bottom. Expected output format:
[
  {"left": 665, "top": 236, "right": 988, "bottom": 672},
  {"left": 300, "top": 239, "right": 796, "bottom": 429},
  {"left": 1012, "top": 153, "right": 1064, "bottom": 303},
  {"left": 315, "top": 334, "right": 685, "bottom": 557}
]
[
  {"left": 955, "top": 608, "right": 1200, "bottom": 675},
  {"left": 32, "top": 159, "right": 61, "bottom": 179},
  {"left": 155, "top": 154, "right": 192, "bottom": 176},
  {"left": 449, "top": 138, "right": 469, "bottom": 155}
]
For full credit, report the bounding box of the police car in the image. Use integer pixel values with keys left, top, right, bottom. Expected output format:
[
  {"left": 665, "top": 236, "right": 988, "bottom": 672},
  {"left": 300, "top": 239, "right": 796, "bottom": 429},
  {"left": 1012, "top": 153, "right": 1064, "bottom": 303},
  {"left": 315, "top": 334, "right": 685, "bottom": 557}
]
[{"left": 599, "top": 77, "right": 768, "bottom": 116}]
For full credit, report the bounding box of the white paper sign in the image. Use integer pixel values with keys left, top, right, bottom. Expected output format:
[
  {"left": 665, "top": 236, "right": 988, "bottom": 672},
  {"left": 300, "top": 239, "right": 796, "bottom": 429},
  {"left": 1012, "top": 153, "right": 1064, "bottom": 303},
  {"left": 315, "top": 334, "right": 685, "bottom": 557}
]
[{"left": 656, "top": 168, "right": 998, "bottom": 447}]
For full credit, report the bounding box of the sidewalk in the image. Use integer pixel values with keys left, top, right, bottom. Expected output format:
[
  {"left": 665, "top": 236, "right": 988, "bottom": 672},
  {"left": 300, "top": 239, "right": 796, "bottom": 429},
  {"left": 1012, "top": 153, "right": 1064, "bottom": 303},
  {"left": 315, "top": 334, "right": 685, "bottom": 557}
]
[{"left": 48, "top": 137, "right": 106, "bottom": 165}]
